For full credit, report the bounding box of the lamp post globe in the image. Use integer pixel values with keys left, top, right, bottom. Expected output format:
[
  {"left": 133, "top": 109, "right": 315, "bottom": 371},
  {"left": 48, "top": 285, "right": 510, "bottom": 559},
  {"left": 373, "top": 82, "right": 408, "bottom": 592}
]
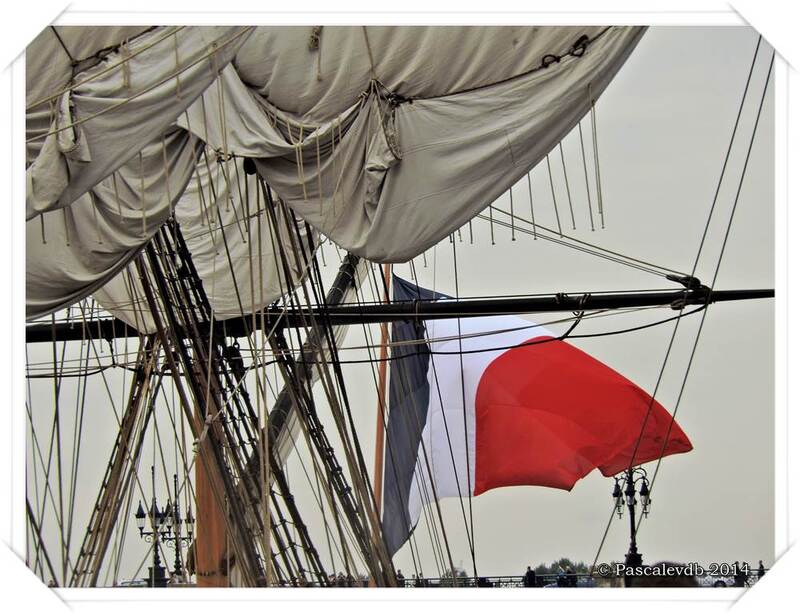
[
  {"left": 134, "top": 468, "right": 193, "bottom": 587},
  {"left": 611, "top": 467, "right": 651, "bottom": 585}
]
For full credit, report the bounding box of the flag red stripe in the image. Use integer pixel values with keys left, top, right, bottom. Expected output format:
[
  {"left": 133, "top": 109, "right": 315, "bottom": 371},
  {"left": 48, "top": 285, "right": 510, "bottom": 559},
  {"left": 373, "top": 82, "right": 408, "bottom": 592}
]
[{"left": 473, "top": 336, "right": 692, "bottom": 495}]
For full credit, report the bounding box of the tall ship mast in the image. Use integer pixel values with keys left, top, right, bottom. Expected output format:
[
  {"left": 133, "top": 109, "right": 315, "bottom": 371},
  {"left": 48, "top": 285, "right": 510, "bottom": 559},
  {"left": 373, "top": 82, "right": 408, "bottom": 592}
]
[{"left": 23, "top": 25, "right": 775, "bottom": 588}]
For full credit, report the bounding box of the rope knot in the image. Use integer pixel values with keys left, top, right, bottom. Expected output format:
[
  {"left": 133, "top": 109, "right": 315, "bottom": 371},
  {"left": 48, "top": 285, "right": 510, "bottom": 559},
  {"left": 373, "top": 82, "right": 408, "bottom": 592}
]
[
  {"left": 569, "top": 35, "right": 590, "bottom": 57},
  {"left": 541, "top": 54, "right": 561, "bottom": 69},
  {"left": 308, "top": 26, "right": 323, "bottom": 50},
  {"left": 573, "top": 293, "right": 590, "bottom": 318}
]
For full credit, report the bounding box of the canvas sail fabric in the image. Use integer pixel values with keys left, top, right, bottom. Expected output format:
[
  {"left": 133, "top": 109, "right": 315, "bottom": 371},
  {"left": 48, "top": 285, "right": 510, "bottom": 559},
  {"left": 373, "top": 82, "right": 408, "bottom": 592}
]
[
  {"left": 25, "top": 25, "right": 260, "bottom": 323},
  {"left": 26, "top": 138, "right": 314, "bottom": 326},
  {"left": 25, "top": 26, "right": 646, "bottom": 327},
  {"left": 25, "top": 26, "right": 153, "bottom": 168},
  {"left": 234, "top": 26, "right": 629, "bottom": 122},
  {"left": 25, "top": 127, "right": 203, "bottom": 321},
  {"left": 181, "top": 26, "right": 646, "bottom": 262},
  {"left": 90, "top": 156, "right": 316, "bottom": 332},
  {"left": 26, "top": 26, "right": 253, "bottom": 220},
  {"left": 26, "top": 26, "right": 153, "bottom": 118},
  {"left": 381, "top": 276, "right": 692, "bottom": 557}
]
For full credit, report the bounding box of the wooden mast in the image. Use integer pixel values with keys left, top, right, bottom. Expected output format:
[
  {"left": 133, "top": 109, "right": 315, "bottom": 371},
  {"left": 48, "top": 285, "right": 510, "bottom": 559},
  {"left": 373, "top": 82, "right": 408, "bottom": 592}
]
[
  {"left": 193, "top": 357, "right": 229, "bottom": 587},
  {"left": 194, "top": 471, "right": 229, "bottom": 586}
]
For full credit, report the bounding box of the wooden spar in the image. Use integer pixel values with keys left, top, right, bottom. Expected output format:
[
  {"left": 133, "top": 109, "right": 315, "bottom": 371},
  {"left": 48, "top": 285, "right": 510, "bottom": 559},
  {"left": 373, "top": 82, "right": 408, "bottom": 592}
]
[
  {"left": 26, "top": 287, "right": 775, "bottom": 343},
  {"left": 372, "top": 264, "right": 392, "bottom": 517},
  {"left": 367, "top": 264, "right": 391, "bottom": 588}
]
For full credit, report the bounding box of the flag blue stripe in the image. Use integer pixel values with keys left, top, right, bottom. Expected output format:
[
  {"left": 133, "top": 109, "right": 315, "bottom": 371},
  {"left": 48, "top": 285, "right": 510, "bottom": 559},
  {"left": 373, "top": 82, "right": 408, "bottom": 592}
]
[{"left": 381, "top": 276, "right": 448, "bottom": 556}]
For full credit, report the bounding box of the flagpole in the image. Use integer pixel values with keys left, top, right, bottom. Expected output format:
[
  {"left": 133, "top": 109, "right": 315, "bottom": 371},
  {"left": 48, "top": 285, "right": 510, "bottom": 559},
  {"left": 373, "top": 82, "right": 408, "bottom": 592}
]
[
  {"left": 369, "top": 264, "right": 392, "bottom": 588},
  {"left": 372, "top": 264, "right": 392, "bottom": 516}
]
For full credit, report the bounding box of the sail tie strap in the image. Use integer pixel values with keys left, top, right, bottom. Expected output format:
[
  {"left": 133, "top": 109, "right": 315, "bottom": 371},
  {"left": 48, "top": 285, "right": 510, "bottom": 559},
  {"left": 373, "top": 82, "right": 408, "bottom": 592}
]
[
  {"left": 121, "top": 40, "right": 132, "bottom": 91},
  {"left": 195, "top": 408, "right": 225, "bottom": 448},
  {"left": 309, "top": 26, "right": 324, "bottom": 81},
  {"left": 541, "top": 35, "right": 591, "bottom": 69}
]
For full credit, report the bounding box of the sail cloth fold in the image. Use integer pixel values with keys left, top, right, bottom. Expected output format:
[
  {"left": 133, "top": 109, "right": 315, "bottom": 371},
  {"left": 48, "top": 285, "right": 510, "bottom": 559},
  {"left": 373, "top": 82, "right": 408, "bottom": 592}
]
[
  {"left": 25, "top": 128, "right": 203, "bottom": 321},
  {"left": 25, "top": 26, "right": 153, "bottom": 167},
  {"left": 25, "top": 26, "right": 254, "bottom": 220},
  {"left": 180, "top": 26, "right": 646, "bottom": 262},
  {"left": 90, "top": 156, "right": 316, "bottom": 332},
  {"left": 26, "top": 26, "right": 153, "bottom": 119},
  {"left": 25, "top": 26, "right": 646, "bottom": 326},
  {"left": 381, "top": 276, "right": 692, "bottom": 557}
]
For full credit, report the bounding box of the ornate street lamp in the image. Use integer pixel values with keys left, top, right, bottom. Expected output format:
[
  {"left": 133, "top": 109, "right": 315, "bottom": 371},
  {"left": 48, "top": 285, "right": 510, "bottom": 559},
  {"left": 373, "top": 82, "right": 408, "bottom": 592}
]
[
  {"left": 163, "top": 473, "right": 194, "bottom": 579},
  {"left": 134, "top": 468, "right": 194, "bottom": 587},
  {"left": 611, "top": 466, "right": 652, "bottom": 580}
]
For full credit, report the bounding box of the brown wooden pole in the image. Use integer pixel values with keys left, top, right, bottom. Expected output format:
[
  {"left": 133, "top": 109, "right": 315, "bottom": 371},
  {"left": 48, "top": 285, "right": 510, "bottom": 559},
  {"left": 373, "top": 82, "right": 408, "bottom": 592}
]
[
  {"left": 194, "top": 464, "right": 228, "bottom": 586},
  {"left": 368, "top": 264, "right": 392, "bottom": 588},
  {"left": 194, "top": 357, "right": 229, "bottom": 587},
  {"left": 372, "top": 264, "right": 392, "bottom": 515}
]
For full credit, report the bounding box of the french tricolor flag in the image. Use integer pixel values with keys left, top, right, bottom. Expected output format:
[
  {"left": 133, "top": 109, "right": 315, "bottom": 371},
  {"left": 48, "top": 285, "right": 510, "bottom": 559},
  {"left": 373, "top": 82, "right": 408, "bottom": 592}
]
[{"left": 381, "top": 276, "right": 692, "bottom": 556}]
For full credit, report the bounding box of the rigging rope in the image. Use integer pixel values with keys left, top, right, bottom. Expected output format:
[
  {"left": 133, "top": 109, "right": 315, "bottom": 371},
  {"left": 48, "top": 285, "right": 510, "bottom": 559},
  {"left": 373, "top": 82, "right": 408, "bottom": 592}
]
[
  {"left": 559, "top": 141, "right": 577, "bottom": 230},
  {"left": 353, "top": 261, "right": 432, "bottom": 577},
  {"left": 635, "top": 47, "right": 775, "bottom": 544},
  {"left": 587, "top": 33, "right": 769, "bottom": 571},
  {"left": 451, "top": 239, "right": 479, "bottom": 577},
  {"left": 291, "top": 306, "right": 706, "bottom": 365},
  {"left": 578, "top": 120, "right": 596, "bottom": 231}
]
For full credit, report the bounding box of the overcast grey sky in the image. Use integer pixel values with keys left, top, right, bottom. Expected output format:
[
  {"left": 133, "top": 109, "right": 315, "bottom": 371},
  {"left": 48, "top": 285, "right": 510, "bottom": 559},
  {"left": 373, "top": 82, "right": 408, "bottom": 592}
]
[
  {"left": 388, "top": 25, "right": 775, "bottom": 574},
  {"left": 26, "top": 25, "right": 775, "bottom": 583}
]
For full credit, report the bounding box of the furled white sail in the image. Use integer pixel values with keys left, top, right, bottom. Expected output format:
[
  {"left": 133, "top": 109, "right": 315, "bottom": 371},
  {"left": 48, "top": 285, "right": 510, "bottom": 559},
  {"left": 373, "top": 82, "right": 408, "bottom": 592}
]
[
  {"left": 90, "top": 155, "right": 314, "bottom": 332},
  {"left": 26, "top": 26, "right": 253, "bottom": 219},
  {"left": 25, "top": 25, "right": 646, "bottom": 327}
]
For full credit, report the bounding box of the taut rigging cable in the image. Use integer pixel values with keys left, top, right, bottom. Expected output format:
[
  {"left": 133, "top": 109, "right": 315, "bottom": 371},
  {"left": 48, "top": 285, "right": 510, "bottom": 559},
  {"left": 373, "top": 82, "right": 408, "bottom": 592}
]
[
  {"left": 634, "top": 47, "right": 776, "bottom": 545},
  {"left": 589, "top": 33, "right": 770, "bottom": 574}
]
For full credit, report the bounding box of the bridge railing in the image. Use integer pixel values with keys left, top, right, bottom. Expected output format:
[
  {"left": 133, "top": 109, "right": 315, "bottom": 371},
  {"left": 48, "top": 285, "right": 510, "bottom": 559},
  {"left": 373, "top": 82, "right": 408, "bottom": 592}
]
[{"left": 399, "top": 573, "right": 593, "bottom": 588}]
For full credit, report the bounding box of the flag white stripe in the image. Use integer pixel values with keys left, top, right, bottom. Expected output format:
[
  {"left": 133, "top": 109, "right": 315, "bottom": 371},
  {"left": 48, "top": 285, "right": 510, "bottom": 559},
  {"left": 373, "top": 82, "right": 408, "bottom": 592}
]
[{"left": 407, "top": 315, "right": 551, "bottom": 533}]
